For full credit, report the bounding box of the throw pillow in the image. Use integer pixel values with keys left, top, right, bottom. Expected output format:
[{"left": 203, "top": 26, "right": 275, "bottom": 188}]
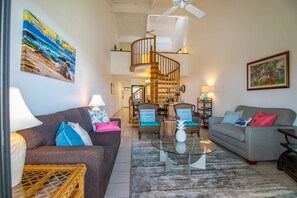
[
  {"left": 68, "top": 122, "right": 93, "bottom": 146},
  {"left": 222, "top": 111, "right": 243, "bottom": 124},
  {"left": 139, "top": 109, "right": 156, "bottom": 123},
  {"left": 250, "top": 111, "right": 277, "bottom": 126},
  {"left": 95, "top": 121, "right": 121, "bottom": 132},
  {"left": 55, "top": 122, "right": 84, "bottom": 146},
  {"left": 176, "top": 108, "right": 192, "bottom": 121},
  {"left": 88, "top": 109, "right": 110, "bottom": 131},
  {"left": 235, "top": 117, "right": 252, "bottom": 127}
]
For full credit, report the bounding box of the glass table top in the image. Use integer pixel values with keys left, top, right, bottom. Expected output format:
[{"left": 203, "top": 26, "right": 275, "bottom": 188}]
[{"left": 151, "top": 137, "right": 216, "bottom": 155}]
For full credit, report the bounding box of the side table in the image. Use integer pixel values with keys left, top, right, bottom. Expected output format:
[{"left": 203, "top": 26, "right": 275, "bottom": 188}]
[
  {"left": 12, "top": 164, "right": 86, "bottom": 198},
  {"left": 277, "top": 128, "right": 297, "bottom": 182}
]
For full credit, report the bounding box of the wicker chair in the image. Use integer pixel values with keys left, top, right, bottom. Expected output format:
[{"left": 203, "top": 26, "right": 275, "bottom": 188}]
[
  {"left": 138, "top": 103, "right": 161, "bottom": 140},
  {"left": 173, "top": 103, "right": 201, "bottom": 136}
]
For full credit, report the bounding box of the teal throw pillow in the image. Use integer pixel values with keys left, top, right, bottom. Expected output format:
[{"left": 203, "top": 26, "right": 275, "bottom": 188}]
[
  {"left": 140, "top": 109, "right": 156, "bottom": 123},
  {"left": 55, "top": 122, "right": 84, "bottom": 146},
  {"left": 176, "top": 108, "right": 192, "bottom": 121},
  {"left": 222, "top": 111, "right": 243, "bottom": 124}
]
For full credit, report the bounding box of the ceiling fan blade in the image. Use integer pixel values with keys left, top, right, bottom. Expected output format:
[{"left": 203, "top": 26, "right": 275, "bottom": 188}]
[
  {"left": 185, "top": 4, "right": 206, "bottom": 18},
  {"left": 158, "top": 6, "right": 178, "bottom": 21}
]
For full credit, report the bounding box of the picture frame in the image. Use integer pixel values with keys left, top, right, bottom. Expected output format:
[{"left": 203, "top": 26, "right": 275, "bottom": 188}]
[{"left": 247, "top": 51, "right": 289, "bottom": 90}]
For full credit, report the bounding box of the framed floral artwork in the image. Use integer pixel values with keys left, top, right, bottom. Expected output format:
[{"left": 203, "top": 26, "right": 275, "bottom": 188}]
[{"left": 247, "top": 51, "right": 289, "bottom": 90}]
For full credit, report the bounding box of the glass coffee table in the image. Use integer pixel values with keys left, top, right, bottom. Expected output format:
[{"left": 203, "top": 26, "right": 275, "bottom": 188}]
[{"left": 151, "top": 137, "right": 216, "bottom": 174}]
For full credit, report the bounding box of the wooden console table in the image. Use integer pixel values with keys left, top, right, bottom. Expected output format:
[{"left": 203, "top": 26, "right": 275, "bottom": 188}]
[{"left": 12, "top": 164, "right": 86, "bottom": 198}]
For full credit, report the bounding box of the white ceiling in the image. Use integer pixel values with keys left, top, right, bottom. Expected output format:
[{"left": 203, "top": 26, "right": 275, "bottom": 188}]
[{"left": 107, "top": 0, "right": 201, "bottom": 43}]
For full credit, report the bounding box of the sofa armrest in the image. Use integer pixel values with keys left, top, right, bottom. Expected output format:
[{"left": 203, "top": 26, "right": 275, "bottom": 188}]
[
  {"left": 25, "top": 146, "right": 105, "bottom": 198},
  {"left": 110, "top": 118, "right": 121, "bottom": 128},
  {"left": 245, "top": 126, "right": 297, "bottom": 161}
]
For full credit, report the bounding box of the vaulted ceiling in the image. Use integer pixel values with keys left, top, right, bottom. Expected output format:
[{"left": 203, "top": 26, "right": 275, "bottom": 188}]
[{"left": 107, "top": 0, "right": 202, "bottom": 43}]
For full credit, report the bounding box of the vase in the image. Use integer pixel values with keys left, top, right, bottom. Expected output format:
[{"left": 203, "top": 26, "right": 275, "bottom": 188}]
[{"left": 176, "top": 129, "right": 186, "bottom": 143}]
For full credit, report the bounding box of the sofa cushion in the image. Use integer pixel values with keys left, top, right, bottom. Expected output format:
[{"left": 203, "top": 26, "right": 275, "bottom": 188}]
[
  {"left": 185, "top": 121, "right": 199, "bottom": 126},
  {"left": 55, "top": 122, "right": 85, "bottom": 146},
  {"left": 88, "top": 110, "right": 110, "bottom": 131},
  {"left": 17, "top": 113, "right": 66, "bottom": 149},
  {"left": 95, "top": 121, "right": 121, "bottom": 132},
  {"left": 139, "top": 109, "right": 156, "bottom": 122},
  {"left": 77, "top": 107, "right": 94, "bottom": 133},
  {"left": 250, "top": 111, "right": 277, "bottom": 126},
  {"left": 176, "top": 108, "right": 193, "bottom": 121},
  {"left": 57, "top": 108, "right": 87, "bottom": 131},
  {"left": 140, "top": 121, "right": 159, "bottom": 127},
  {"left": 235, "top": 105, "right": 296, "bottom": 126},
  {"left": 68, "top": 122, "right": 93, "bottom": 145},
  {"left": 89, "top": 131, "right": 121, "bottom": 147},
  {"left": 211, "top": 123, "right": 245, "bottom": 142},
  {"left": 222, "top": 111, "right": 243, "bottom": 124}
]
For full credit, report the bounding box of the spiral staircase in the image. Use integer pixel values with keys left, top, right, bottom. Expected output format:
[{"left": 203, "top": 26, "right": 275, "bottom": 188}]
[{"left": 129, "top": 35, "right": 181, "bottom": 123}]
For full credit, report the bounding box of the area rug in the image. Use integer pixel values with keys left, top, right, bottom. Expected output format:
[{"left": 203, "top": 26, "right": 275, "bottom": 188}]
[{"left": 131, "top": 140, "right": 297, "bottom": 198}]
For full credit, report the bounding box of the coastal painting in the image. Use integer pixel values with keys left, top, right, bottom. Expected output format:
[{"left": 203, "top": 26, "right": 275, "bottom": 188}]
[
  {"left": 21, "top": 10, "right": 76, "bottom": 82},
  {"left": 247, "top": 51, "right": 289, "bottom": 90}
]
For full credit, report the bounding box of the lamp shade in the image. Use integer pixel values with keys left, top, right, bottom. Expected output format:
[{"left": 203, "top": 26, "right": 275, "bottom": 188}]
[
  {"left": 200, "top": 86, "right": 213, "bottom": 94},
  {"left": 9, "top": 87, "right": 42, "bottom": 187},
  {"left": 10, "top": 87, "right": 42, "bottom": 132},
  {"left": 89, "top": 95, "right": 105, "bottom": 107}
]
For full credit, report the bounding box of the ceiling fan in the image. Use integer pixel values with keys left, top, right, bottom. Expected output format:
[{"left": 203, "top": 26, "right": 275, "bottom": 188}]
[{"left": 158, "top": 0, "right": 206, "bottom": 21}]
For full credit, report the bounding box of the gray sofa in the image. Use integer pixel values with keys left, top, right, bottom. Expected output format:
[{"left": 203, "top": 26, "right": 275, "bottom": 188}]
[{"left": 209, "top": 105, "right": 297, "bottom": 163}]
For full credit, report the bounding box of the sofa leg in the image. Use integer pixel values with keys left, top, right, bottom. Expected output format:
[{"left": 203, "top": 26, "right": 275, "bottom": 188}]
[{"left": 246, "top": 159, "right": 257, "bottom": 165}]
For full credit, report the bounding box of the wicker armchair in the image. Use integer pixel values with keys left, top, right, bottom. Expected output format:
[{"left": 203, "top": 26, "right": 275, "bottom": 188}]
[
  {"left": 138, "top": 103, "right": 161, "bottom": 140},
  {"left": 173, "top": 103, "right": 201, "bottom": 136}
]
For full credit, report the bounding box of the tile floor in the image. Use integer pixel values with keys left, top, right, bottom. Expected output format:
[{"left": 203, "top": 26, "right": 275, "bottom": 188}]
[{"left": 105, "top": 108, "right": 297, "bottom": 197}]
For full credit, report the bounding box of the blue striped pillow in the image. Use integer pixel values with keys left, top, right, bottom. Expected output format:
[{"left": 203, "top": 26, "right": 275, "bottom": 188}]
[
  {"left": 55, "top": 122, "right": 84, "bottom": 146},
  {"left": 176, "top": 108, "right": 192, "bottom": 121},
  {"left": 140, "top": 109, "right": 156, "bottom": 123}
]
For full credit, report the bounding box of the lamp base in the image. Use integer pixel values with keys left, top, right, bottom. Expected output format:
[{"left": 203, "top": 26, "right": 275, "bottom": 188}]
[
  {"left": 92, "top": 107, "right": 100, "bottom": 111},
  {"left": 10, "top": 133, "right": 26, "bottom": 187}
]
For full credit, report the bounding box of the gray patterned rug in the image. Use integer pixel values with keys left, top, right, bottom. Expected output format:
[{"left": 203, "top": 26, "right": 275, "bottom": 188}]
[{"left": 131, "top": 140, "right": 297, "bottom": 198}]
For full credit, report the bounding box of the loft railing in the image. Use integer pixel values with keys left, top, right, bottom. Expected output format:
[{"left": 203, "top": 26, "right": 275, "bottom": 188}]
[
  {"left": 130, "top": 36, "right": 156, "bottom": 71},
  {"left": 129, "top": 36, "right": 180, "bottom": 123}
]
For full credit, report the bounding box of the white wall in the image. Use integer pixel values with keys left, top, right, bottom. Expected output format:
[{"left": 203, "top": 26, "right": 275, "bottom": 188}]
[
  {"left": 172, "top": 17, "right": 189, "bottom": 52},
  {"left": 10, "top": 0, "right": 120, "bottom": 116},
  {"left": 182, "top": 0, "right": 297, "bottom": 125}
]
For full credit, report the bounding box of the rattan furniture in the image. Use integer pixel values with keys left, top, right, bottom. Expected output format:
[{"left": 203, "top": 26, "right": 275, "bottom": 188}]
[
  {"left": 12, "top": 164, "right": 86, "bottom": 198},
  {"left": 173, "top": 103, "right": 201, "bottom": 136},
  {"left": 138, "top": 103, "right": 161, "bottom": 139}
]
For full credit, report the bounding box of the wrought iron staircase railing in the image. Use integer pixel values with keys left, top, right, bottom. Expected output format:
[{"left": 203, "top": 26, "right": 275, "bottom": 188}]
[{"left": 129, "top": 36, "right": 180, "bottom": 123}]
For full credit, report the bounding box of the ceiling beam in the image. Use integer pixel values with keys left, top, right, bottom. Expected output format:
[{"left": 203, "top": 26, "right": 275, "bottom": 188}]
[
  {"left": 111, "top": 3, "right": 151, "bottom": 14},
  {"left": 150, "top": 0, "right": 157, "bottom": 9}
]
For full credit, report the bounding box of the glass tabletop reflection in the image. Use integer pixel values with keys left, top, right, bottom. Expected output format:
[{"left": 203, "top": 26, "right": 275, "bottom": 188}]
[{"left": 151, "top": 137, "right": 216, "bottom": 155}]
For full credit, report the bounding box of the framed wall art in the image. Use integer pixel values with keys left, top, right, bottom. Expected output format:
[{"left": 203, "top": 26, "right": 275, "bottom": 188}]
[
  {"left": 247, "top": 51, "right": 289, "bottom": 90},
  {"left": 21, "top": 10, "right": 76, "bottom": 83}
]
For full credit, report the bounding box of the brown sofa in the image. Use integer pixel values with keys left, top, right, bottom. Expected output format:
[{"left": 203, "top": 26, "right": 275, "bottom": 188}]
[{"left": 17, "top": 106, "right": 121, "bottom": 198}]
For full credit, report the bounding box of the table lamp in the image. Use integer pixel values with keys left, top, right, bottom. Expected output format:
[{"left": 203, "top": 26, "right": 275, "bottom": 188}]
[
  {"left": 10, "top": 87, "right": 42, "bottom": 187},
  {"left": 200, "top": 86, "right": 213, "bottom": 101},
  {"left": 88, "top": 95, "right": 105, "bottom": 111}
]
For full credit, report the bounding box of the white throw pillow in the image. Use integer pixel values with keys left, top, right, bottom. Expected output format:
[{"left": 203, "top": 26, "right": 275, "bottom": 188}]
[{"left": 68, "top": 122, "right": 93, "bottom": 146}]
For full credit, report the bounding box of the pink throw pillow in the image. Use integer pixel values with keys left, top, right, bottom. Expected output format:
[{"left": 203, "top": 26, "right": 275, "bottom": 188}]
[
  {"left": 95, "top": 121, "right": 121, "bottom": 132},
  {"left": 250, "top": 111, "right": 277, "bottom": 126}
]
